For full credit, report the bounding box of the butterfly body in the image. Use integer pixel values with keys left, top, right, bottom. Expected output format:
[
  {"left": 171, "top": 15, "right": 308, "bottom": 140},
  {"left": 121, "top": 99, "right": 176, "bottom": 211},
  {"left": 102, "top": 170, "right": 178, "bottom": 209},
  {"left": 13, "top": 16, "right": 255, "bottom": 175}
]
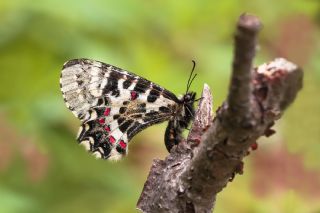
[{"left": 60, "top": 59, "right": 196, "bottom": 160}]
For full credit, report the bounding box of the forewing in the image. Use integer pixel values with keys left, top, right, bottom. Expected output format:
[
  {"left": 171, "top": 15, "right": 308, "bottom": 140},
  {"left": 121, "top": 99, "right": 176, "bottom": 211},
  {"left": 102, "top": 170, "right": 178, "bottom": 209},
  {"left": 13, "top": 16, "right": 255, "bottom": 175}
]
[{"left": 60, "top": 58, "right": 179, "bottom": 120}]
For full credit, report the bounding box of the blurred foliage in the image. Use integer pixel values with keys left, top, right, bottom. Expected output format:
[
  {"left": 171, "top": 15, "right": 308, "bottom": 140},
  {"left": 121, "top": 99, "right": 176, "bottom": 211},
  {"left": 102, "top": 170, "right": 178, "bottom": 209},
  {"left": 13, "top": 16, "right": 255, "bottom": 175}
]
[{"left": 0, "top": 0, "right": 320, "bottom": 212}]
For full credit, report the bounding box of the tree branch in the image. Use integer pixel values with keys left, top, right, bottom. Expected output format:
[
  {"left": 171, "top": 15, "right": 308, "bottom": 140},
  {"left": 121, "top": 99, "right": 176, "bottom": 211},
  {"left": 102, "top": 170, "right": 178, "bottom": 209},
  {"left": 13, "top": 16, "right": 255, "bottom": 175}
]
[
  {"left": 228, "top": 14, "right": 261, "bottom": 120},
  {"left": 137, "top": 14, "right": 303, "bottom": 213}
]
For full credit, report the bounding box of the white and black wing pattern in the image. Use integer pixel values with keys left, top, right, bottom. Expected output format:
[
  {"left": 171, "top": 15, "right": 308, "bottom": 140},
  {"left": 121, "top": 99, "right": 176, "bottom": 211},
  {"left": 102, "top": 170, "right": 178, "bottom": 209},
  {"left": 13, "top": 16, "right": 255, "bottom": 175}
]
[{"left": 60, "top": 59, "right": 180, "bottom": 160}]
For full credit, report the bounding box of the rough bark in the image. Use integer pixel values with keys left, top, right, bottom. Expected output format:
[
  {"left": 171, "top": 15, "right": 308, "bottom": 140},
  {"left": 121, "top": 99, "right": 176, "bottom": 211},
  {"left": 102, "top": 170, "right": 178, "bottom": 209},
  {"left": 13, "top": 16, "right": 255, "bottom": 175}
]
[{"left": 137, "top": 14, "right": 303, "bottom": 213}]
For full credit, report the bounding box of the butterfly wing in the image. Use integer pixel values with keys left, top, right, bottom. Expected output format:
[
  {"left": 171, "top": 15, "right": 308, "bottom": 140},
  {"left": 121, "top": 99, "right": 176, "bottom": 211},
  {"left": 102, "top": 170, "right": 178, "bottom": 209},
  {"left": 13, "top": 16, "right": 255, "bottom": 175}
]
[
  {"left": 76, "top": 104, "right": 173, "bottom": 160},
  {"left": 60, "top": 59, "right": 178, "bottom": 160}
]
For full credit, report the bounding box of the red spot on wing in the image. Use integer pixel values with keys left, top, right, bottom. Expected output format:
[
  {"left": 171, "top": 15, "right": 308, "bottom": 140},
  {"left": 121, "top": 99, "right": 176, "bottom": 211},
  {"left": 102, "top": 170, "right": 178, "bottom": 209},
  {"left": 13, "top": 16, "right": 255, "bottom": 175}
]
[
  {"left": 104, "top": 108, "right": 111, "bottom": 116},
  {"left": 99, "top": 118, "right": 105, "bottom": 124},
  {"left": 130, "top": 91, "right": 138, "bottom": 100},
  {"left": 119, "top": 140, "right": 127, "bottom": 149},
  {"left": 104, "top": 125, "right": 111, "bottom": 132},
  {"left": 109, "top": 136, "right": 116, "bottom": 144}
]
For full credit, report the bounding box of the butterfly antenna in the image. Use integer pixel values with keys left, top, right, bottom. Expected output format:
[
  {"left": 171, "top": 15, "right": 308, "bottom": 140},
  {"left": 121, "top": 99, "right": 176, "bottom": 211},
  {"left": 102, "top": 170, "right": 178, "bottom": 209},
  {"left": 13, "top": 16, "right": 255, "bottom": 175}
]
[
  {"left": 185, "top": 60, "right": 197, "bottom": 94},
  {"left": 189, "top": 73, "right": 197, "bottom": 89}
]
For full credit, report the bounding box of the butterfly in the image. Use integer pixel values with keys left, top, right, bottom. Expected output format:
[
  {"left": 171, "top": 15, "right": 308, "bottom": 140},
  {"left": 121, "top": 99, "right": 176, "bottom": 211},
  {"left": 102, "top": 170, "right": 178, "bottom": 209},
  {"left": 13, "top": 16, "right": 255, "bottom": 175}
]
[{"left": 60, "top": 59, "right": 197, "bottom": 160}]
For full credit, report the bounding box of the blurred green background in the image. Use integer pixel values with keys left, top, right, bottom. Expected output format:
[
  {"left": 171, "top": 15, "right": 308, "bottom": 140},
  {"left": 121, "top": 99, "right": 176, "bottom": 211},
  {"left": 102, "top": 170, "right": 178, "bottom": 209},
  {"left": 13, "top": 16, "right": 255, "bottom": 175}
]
[{"left": 1, "top": 0, "right": 320, "bottom": 212}]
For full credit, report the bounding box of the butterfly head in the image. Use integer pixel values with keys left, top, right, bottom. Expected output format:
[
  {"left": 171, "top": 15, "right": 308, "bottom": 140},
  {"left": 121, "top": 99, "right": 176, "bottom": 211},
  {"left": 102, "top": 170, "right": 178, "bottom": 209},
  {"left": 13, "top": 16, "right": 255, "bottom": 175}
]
[{"left": 183, "top": 91, "right": 196, "bottom": 105}]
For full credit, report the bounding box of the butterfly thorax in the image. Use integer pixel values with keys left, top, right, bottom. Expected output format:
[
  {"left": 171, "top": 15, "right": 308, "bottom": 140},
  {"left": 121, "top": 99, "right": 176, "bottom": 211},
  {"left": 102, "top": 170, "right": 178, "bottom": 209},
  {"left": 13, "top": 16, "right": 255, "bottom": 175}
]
[{"left": 164, "top": 91, "right": 196, "bottom": 151}]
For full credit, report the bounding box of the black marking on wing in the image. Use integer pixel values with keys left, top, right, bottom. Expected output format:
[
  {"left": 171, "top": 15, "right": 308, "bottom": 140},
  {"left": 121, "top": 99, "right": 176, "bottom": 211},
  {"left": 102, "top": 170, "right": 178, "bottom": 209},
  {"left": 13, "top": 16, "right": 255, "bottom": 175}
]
[
  {"left": 131, "top": 114, "right": 142, "bottom": 118},
  {"left": 139, "top": 103, "right": 146, "bottom": 108},
  {"left": 116, "top": 146, "right": 126, "bottom": 154},
  {"left": 113, "top": 114, "right": 120, "bottom": 120},
  {"left": 134, "top": 78, "right": 150, "bottom": 93},
  {"left": 119, "top": 119, "right": 134, "bottom": 132},
  {"left": 162, "top": 90, "right": 179, "bottom": 102},
  {"left": 159, "top": 106, "right": 171, "bottom": 113},
  {"left": 117, "top": 117, "right": 125, "bottom": 125},
  {"left": 123, "top": 76, "right": 134, "bottom": 89},
  {"left": 97, "top": 98, "right": 104, "bottom": 106},
  {"left": 103, "top": 71, "right": 121, "bottom": 95},
  {"left": 127, "top": 121, "right": 141, "bottom": 139},
  {"left": 147, "top": 88, "right": 160, "bottom": 103},
  {"left": 119, "top": 107, "right": 127, "bottom": 114},
  {"left": 100, "top": 142, "right": 112, "bottom": 156},
  {"left": 145, "top": 110, "right": 159, "bottom": 117}
]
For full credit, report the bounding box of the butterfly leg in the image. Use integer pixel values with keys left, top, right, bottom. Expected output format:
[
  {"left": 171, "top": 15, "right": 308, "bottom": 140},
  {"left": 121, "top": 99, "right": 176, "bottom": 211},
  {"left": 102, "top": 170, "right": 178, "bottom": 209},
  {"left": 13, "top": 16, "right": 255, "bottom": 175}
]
[{"left": 164, "top": 120, "right": 183, "bottom": 152}]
